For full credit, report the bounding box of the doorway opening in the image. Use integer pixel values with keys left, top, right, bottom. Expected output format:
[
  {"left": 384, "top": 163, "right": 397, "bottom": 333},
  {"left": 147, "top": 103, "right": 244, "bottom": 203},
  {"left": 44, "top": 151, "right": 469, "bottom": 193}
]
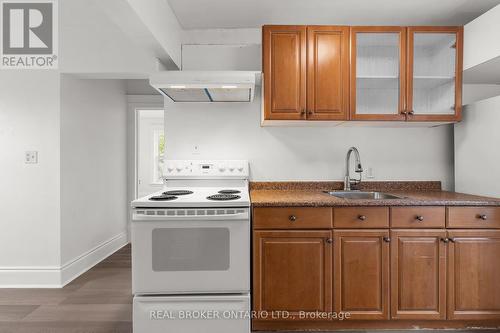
[{"left": 136, "top": 109, "right": 165, "bottom": 198}]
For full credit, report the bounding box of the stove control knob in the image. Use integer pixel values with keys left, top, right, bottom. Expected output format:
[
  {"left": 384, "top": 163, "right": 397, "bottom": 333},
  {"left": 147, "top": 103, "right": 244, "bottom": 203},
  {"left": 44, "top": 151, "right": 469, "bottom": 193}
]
[
  {"left": 228, "top": 165, "right": 235, "bottom": 172},
  {"left": 166, "top": 164, "right": 174, "bottom": 173},
  {"left": 218, "top": 164, "right": 226, "bottom": 172},
  {"left": 175, "top": 164, "right": 183, "bottom": 172},
  {"left": 237, "top": 166, "right": 244, "bottom": 172}
]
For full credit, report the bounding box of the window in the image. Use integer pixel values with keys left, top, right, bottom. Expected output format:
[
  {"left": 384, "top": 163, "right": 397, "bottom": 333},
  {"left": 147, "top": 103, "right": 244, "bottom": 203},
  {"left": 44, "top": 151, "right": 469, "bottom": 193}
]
[{"left": 153, "top": 128, "right": 165, "bottom": 184}]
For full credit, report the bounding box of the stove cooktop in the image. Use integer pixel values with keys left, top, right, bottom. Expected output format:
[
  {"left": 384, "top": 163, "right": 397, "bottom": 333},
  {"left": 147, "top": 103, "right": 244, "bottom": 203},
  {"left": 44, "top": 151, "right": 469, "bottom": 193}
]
[
  {"left": 162, "top": 190, "right": 194, "bottom": 196},
  {"left": 132, "top": 160, "right": 250, "bottom": 208},
  {"left": 133, "top": 186, "right": 250, "bottom": 208},
  {"left": 149, "top": 194, "right": 178, "bottom": 201},
  {"left": 207, "top": 194, "right": 241, "bottom": 201},
  {"left": 218, "top": 189, "right": 241, "bottom": 194}
]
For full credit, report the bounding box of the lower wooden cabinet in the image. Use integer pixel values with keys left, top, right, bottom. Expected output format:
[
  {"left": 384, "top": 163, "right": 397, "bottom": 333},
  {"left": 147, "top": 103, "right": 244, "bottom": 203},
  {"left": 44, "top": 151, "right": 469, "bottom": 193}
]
[
  {"left": 333, "top": 230, "right": 390, "bottom": 320},
  {"left": 390, "top": 230, "right": 447, "bottom": 320},
  {"left": 253, "top": 230, "right": 333, "bottom": 318},
  {"left": 447, "top": 230, "right": 500, "bottom": 320},
  {"left": 252, "top": 206, "right": 500, "bottom": 329}
]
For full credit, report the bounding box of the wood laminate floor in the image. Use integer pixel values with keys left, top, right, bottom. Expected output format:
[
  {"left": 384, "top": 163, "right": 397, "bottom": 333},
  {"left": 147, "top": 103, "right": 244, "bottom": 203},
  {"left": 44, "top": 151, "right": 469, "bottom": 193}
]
[
  {"left": 0, "top": 244, "right": 492, "bottom": 333},
  {"left": 0, "top": 245, "right": 133, "bottom": 333}
]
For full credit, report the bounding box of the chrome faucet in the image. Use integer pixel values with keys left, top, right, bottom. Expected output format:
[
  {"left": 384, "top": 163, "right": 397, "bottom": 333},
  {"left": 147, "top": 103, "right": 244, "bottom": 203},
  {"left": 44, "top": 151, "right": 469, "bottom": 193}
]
[{"left": 344, "top": 147, "right": 363, "bottom": 191}]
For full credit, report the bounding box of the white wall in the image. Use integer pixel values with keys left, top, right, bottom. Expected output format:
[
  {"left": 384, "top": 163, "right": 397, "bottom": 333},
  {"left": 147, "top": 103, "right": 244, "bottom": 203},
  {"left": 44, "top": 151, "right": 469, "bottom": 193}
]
[
  {"left": 126, "top": 80, "right": 160, "bottom": 95},
  {"left": 60, "top": 0, "right": 161, "bottom": 75},
  {"left": 463, "top": 84, "right": 500, "bottom": 105},
  {"left": 165, "top": 91, "right": 455, "bottom": 189},
  {"left": 0, "top": 71, "right": 61, "bottom": 286},
  {"left": 60, "top": 76, "right": 128, "bottom": 281},
  {"left": 455, "top": 95, "right": 500, "bottom": 198},
  {"left": 182, "top": 29, "right": 261, "bottom": 71},
  {"left": 464, "top": 4, "right": 500, "bottom": 70},
  {"left": 0, "top": 0, "right": 154, "bottom": 286},
  {"left": 125, "top": 0, "right": 183, "bottom": 68}
]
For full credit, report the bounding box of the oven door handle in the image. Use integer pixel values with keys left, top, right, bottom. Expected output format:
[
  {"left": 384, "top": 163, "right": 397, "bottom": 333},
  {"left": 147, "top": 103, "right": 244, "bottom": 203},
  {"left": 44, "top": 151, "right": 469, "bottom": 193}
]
[{"left": 132, "top": 210, "right": 249, "bottom": 221}]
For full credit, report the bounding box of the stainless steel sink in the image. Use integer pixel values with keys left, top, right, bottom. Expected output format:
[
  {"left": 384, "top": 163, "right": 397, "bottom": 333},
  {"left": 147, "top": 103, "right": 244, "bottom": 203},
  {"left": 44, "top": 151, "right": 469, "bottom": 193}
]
[{"left": 323, "top": 191, "right": 404, "bottom": 200}]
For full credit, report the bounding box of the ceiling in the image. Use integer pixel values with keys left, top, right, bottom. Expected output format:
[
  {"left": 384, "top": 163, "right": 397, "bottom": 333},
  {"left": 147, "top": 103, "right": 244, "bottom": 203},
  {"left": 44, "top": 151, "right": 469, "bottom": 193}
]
[{"left": 167, "top": 0, "right": 500, "bottom": 29}]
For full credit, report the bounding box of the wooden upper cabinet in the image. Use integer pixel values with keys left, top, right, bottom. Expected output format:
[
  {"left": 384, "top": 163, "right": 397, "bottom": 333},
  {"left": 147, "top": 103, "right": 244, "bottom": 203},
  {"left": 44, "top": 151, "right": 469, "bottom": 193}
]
[
  {"left": 306, "top": 26, "right": 349, "bottom": 120},
  {"left": 263, "top": 25, "right": 349, "bottom": 121},
  {"left": 334, "top": 230, "right": 390, "bottom": 320},
  {"left": 447, "top": 230, "right": 500, "bottom": 320},
  {"left": 350, "top": 26, "right": 407, "bottom": 121},
  {"left": 407, "top": 27, "right": 463, "bottom": 122},
  {"left": 263, "top": 25, "right": 463, "bottom": 123},
  {"left": 253, "top": 230, "right": 333, "bottom": 318},
  {"left": 263, "top": 26, "right": 307, "bottom": 120},
  {"left": 391, "top": 230, "right": 447, "bottom": 320}
]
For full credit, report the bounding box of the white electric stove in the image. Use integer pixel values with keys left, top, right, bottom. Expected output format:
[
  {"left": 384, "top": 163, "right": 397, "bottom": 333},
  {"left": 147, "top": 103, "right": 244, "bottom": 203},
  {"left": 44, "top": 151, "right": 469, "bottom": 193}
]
[{"left": 131, "top": 160, "right": 251, "bottom": 333}]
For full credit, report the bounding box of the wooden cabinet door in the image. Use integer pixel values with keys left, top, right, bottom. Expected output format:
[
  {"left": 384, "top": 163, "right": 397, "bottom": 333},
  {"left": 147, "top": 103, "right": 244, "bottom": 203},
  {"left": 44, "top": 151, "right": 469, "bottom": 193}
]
[
  {"left": 306, "top": 26, "right": 349, "bottom": 120},
  {"left": 253, "top": 230, "right": 333, "bottom": 318},
  {"left": 350, "top": 26, "right": 407, "bottom": 121},
  {"left": 391, "top": 230, "right": 447, "bottom": 320},
  {"left": 407, "top": 27, "right": 463, "bottom": 122},
  {"left": 448, "top": 230, "right": 500, "bottom": 320},
  {"left": 263, "top": 26, "right": 306, "bottom": 120},
  {"left": 334, "top": 230, "right": 390, "bottom": 319}
]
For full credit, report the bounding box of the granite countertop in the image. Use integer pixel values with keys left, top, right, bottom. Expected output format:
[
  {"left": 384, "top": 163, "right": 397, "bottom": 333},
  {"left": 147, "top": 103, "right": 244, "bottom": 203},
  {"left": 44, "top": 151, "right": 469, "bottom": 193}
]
[{"left": 250, "top": 181, "right": 500, "bottom": 207}]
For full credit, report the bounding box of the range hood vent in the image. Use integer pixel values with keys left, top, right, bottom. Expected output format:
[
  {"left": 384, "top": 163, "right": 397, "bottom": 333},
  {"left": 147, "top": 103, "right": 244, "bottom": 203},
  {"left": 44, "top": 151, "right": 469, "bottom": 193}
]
[{"left": 150, "top": 71, "right": 260, "bottom": 103}]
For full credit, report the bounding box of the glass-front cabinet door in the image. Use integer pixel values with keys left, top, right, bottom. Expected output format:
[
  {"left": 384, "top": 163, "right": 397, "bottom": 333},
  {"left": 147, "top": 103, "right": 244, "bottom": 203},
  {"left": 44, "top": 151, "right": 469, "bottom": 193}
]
[
  {"left": 407, "top": 27, "right": 463, "bottom": 121},
  {"left": 350, "top": 27, "right": 407, "bottom": 120}
]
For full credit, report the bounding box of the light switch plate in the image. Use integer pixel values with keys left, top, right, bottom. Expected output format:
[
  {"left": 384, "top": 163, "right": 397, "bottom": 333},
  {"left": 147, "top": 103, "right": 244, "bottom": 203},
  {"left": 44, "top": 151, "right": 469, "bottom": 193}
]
[{"left": 25, "top": 151, "right": 38, "bottom": 164}]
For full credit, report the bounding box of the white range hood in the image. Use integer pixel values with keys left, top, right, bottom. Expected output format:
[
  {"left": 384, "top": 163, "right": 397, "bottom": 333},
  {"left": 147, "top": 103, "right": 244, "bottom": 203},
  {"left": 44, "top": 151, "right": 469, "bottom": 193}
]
[{"left": 149, "top": 71, "right": 260, "bottom": 103}]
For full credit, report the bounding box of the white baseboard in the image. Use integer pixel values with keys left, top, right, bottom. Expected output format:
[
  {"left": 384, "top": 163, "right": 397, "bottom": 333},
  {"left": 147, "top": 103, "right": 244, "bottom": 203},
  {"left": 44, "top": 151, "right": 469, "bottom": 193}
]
[
  {"left": 0, "top": 232, "right": 128, "bottom": 288},
  {"left": 0, "top": 268, "right": 62, "bottom": 288},
  {"left": 60, "top": 232, "right": 128, "bottom": 286}
]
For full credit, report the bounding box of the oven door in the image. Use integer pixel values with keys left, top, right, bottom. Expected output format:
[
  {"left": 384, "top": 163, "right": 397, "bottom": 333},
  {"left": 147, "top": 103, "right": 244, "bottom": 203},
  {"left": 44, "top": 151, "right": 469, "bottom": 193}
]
[{"left": 132, "top": 208, "right": 250, "bottom": 295}]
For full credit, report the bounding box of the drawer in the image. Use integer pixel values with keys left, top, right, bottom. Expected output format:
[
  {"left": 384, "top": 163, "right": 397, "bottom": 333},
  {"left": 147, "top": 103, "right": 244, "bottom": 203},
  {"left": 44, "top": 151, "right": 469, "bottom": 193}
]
[
  {"left": 447, "top": 207, "right": 500, "bottom": 229},
  {"left": 391, "top": 207, "right": 445, "bottom": 228},
  {"left": 334, "top": 207, "right": 389, "bottom": 228},
  {"left": 253, "top": 207, "right": 332, "bottom": 229}
]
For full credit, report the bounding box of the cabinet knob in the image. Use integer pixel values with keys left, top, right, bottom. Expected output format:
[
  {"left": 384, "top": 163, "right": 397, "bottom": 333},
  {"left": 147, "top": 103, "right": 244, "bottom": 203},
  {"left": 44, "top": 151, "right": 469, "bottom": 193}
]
[
  {"left": 477, "top": 214, "right": 488, "bottom": 221},
  {"left": 289, "top": 215, "right": 297, "bottom": 222},
  {"left": 383, "top": 237, "right": 391, "bottom": 243},
  {"left": 415, "top": 215, "right": 424, "bottom": 222},
  {"left": 401, "top": 110, "right": 408, "bottom": 115},
  {"left": 448, "top": 237, "right": 456, "bottom": 243},
  {"left": 441, "top": 238, "right": 449, "bottom": 243},
  {"left": 300, "top": 110, "right": 306, "bottom": 116},
  {"left": 307, "top": 111, "right": 313, "bottom": 115},
  {"left": 326, "top": 238, "right": 333, "bottom": 244},
  {"left": 358, "top": 215, "right": 367, "bottom": 221},
  {"left": 408, "top": 110, "right": 415, "bottom": 115}
]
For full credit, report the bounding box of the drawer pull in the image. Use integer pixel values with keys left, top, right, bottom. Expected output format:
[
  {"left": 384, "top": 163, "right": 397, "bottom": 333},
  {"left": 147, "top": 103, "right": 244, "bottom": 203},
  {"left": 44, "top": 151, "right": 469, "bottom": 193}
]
[
  {"left": 325, "top": 238, "right": 333, "bottom": 244},
  {"left": 288, "top": 215, "right": 297, "bottom": 222},
  {"left": 383, "top": 237, "right": 391, "bottom": 243},
  {"left": 448, "top": 237, "right": 456, "bottom": 243},
  {"left": 477, "top": 214, "right": 488, "bottom": 221},
  {"left": 358, "top": 215, "right": 367, "bottom": 221},
  {"left": 415, "top": 215, "right": 424, "bottom": 222}
]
